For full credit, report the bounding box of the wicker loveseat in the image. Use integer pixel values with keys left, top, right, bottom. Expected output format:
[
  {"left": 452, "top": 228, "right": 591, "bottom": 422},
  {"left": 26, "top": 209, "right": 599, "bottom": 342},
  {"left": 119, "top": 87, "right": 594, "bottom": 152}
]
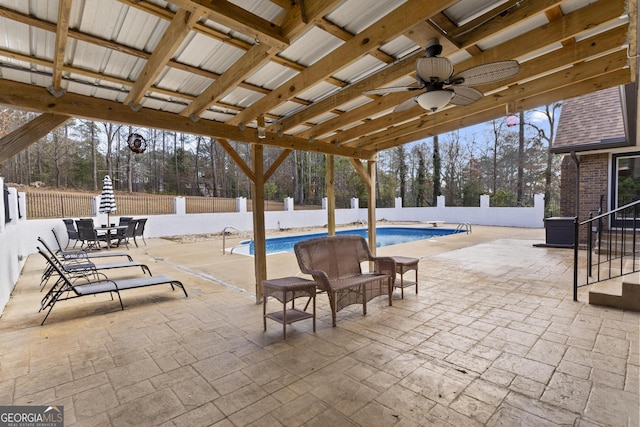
[{"left": 294, "top": 235, "right": 396, "bottom": 327}]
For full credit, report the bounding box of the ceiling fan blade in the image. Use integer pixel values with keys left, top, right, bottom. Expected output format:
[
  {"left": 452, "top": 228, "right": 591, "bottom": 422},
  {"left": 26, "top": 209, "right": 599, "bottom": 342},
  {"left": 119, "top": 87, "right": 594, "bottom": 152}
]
[
  {"left": 393, "top": 97, "right": 419, "bottom": 112},
  {"left": 449, "top": 86, "right": 483, "bottom": 106},
  {"left": 363, "top": 86, "right": 420, "bottom": 95},
  {"left": 416, "top": 57, "right": 453, "bottom": 83},
  {"left": 449, "top": 60, "right": 520, "bottom": 86}
]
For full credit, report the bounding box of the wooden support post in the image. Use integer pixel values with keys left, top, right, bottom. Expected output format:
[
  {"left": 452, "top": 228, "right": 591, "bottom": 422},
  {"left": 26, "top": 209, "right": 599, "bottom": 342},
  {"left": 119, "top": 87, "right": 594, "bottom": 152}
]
[
  {"left": 367, "top": 158, "right": 377, "bottom": 255},
  {"left": 326, "top": 154, "right": 335, "bottom": 236},
  {"left": 252, "top": 144, "right": 267, "bottom": 304}
]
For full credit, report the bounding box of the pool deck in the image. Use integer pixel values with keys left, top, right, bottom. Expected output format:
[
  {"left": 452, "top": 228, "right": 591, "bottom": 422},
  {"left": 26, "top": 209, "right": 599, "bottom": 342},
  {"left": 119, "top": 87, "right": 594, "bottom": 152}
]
[{"left": 0, "top": 224, "right": 638, "bottom": 426}]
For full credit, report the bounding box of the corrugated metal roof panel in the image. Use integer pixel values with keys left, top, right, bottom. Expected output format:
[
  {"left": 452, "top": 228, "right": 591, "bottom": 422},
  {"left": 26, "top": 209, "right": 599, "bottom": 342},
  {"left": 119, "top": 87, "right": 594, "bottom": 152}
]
[
  {"left": 244, "top": 61, "right": 298, "bottom": 90},
  {"left": 269, "top": 100, "right": 304, "bottom": 117},
  {"left": 332, "top": 55, "right": 385, "bottom": 83},
  {"left": 156, "top": 67, "right": 212, "bottom": 95},
  {"left": 176, "top": 32, "right": 245, "bottom": 73},
  {"left": 443, "top": 0, "right": 509, "bottom": 26},
  {"left": 113, "top": 6, "right": 167, "bottom": 52},
  {"left": 221, "top": 87, "right": 264, "bottom": 108},
  {"left": 476, "top": 14, "right": 548, "bottom": 51},
  {"left": 279, "top": 26, "right": 343, "bottom": 67},
  {"left": 297, "top": 81, "right": 340, "bottom": 102},
  {"left": 326, "top": 0, "right": 406, "bottom": 34}
]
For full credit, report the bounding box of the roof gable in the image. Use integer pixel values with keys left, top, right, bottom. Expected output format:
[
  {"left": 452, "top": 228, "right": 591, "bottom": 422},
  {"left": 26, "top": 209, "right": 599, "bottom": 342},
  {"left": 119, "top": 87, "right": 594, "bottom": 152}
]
[{"left": 554, "top": 86, "right": 625, "bottom": 149}]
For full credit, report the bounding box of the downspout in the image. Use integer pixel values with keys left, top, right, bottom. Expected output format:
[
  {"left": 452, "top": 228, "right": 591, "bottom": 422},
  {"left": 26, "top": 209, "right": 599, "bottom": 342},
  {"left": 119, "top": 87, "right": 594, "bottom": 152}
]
[{"left": 571, "top": 151, "right": 580, "bottom": 301}]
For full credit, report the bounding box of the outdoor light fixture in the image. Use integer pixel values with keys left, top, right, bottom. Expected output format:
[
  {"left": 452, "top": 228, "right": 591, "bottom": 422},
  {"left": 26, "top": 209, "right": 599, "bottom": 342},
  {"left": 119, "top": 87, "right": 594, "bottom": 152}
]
[
  {"left": 505, "top": 102, "right": 518, "bottom": 127},
  {"left": 416, "top": 90, "right": 453, "bottom": 112},
  {"left": 257, "top": 115, "right": 266, "bottom": 139}
]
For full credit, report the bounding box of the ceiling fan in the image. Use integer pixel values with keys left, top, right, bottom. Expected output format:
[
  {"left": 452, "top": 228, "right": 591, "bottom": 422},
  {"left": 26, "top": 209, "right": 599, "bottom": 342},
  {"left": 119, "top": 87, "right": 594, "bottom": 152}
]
[{"left": 364, "top": 39, "right": 520, "bottom": 113}]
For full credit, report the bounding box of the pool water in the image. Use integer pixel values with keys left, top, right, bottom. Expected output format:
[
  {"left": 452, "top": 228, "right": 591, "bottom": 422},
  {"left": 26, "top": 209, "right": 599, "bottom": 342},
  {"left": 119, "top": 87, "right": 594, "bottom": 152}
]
[{"left": 238, "top": 227, "right": 462, "bottom": 255}]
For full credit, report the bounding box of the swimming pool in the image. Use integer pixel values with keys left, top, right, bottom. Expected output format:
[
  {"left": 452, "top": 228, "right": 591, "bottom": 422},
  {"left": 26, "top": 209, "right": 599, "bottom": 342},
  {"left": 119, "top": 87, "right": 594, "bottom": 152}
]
[{"left": 235, "top": 227, "right": 462, "bottom": 256}]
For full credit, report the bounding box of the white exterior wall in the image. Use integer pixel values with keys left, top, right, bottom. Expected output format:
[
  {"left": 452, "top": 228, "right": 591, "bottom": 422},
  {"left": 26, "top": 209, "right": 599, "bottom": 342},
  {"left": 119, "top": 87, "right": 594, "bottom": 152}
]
[{"left": 0, "top": 187, "right": 545, "bottom": 314}]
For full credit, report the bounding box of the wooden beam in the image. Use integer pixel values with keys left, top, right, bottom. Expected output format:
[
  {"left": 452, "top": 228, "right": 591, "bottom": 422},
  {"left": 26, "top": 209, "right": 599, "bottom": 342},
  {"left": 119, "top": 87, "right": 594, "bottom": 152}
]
[
  {"left": 367, "top": 159, "right": 377, "bottom": 255},
  {"left": 450, "top": 0, "right": 564, "bottom": 49},
  {"left": 349, "top": 158, "right": 371, "bottom": 188},
  {"left": 326, "top": 23, "right": 629, "bottom": 148},
  {"left": 364, "top": 50, "right": 627, "bottom": 148},
  {"left": 251, "top": 143, "right": 267, "bottom": 304},
  {"left": 372, "top": 68, "right": 631, "bottom": 150},
  {"left": 0, "top": 79, "right": 377, "bottom": 160},
  {"left": 51, "top": 0, "right": 72, "bottom": 94},
  {"left": 230, "top": 0, "right": 457, "bottom": 127},
  {"left": 264, "top": 149, "right": 291, "bottom": 181},
  {"left": 274, "top": 50, "right": 423, "bottom": 132},
  {"left": 124, "top": 8, "right": 201, "bottom": 108},
  {"left": 326, "top": 154, "right": 335, "bottom": 236},
  {"left": 217, "top": 138, "right": 255, "bottom": 182},
  {"left": 281, "top": 0, "right": 342, "bottom": 40},
  {"left": 0, "top": 114, "right": 69, "bottom": 162},
  {"left": 173, "top": 0, "right": 289, "bottom": 49},
  {"left": 180, "top": 42, "right": 277, "bottom": 119}
]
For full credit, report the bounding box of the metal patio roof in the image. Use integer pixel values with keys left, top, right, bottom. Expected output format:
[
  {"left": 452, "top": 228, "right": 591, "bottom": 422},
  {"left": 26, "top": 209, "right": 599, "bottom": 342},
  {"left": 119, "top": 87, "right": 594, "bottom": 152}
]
[{"left": 0, "top": 0, "right": 637, "bottom": 161}]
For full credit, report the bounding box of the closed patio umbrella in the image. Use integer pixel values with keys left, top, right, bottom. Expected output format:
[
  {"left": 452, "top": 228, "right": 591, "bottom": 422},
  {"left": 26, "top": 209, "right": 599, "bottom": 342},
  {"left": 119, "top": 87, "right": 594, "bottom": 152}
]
[{"left": 98, "top": 175, "right": 116, "bottom": 225}]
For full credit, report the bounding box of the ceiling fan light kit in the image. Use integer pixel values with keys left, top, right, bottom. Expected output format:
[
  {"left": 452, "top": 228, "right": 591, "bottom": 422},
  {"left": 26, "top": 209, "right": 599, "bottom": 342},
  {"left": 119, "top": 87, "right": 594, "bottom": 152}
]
[
  {"left": 364, "top": 39, "right": 520, "bottom": 113},
  {"left": 417, "top": 90, "right": 453, "bottom": 112}
]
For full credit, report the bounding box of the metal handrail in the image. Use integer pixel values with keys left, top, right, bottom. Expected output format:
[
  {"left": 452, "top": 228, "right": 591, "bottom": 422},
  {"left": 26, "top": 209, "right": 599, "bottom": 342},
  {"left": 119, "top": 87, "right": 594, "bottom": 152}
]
[
  {"left": 573, "top": 199, "right": 640, "bottom": 300},
  {"left": 222, "top": 226, "right": 252, "bottom": 255}
]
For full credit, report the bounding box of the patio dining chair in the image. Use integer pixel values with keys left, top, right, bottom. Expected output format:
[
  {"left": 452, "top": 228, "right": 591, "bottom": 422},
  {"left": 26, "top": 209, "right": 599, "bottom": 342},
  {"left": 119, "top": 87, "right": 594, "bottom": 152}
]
[
  {"left": 133, "top": 218, "right": 147, "bottom": 247},
  {"left": 114, "top": 219, "right": 137, "bottom": 249},
  {"left": 75, "top": 218, "right": 108, "bottom": 250},
  {"left": 62, "top": 219, "right": 79, "bottom": 249}
]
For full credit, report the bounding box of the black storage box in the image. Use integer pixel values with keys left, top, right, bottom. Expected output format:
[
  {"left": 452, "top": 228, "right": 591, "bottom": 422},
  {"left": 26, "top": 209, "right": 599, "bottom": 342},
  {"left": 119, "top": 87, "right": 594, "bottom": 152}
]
[{"left": 544, "top": 217, "right": 575, "bottom": 247}]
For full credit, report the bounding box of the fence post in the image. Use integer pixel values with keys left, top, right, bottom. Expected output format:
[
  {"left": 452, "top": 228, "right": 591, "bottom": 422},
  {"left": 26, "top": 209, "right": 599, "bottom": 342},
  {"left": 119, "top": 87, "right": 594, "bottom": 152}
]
[
  {"left": 174, "top": 197, "right": 186, "bottom": 215},
  {"left": 395, "top": 197, "right": 402, "bottom": 209},
  {"left": 480, "top": 194, "right": 490, "bottom": 208},
  {"left": 236, "top": 197, "right": 247, "bottom": 213},
  {"left": 437, "top": 195, "right": 445, "bottom": 208},
  {"left": 284, "top": 197, "right": 294, "bottom": 211},
  {"left": 322, "top": 197, "right": 327, "bottom": 210},
  {"left": 351, "top": 197, "right": 359, "bottom": 209}
]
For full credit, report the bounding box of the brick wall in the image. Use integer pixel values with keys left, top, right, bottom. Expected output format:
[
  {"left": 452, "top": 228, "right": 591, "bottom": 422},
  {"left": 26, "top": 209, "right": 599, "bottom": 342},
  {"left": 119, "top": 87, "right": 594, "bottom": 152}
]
[{"left": 560, "top": 153, "right": 609, "bottom": 242}]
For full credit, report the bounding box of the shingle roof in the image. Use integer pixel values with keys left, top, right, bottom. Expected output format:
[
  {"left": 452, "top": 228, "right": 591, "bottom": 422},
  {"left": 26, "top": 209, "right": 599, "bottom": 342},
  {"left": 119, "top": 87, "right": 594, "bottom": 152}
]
[{"left": 554, "top": 86, "right": 625, "bottom": 148}]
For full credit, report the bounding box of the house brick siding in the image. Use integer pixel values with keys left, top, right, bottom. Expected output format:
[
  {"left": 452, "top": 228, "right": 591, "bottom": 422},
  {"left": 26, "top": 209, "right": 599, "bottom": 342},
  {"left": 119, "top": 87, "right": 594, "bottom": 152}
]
[{"left": 560, "top": 153, "right": 609, "bottom": 243}]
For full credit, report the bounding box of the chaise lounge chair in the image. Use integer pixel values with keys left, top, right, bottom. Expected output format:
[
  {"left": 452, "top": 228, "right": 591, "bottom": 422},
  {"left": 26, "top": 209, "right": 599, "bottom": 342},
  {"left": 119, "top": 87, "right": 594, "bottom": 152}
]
[
  {"left": 37, "top": 238, "right": 152, "bottom": 291},
  {"left": 37, "top": 249, "right": 187, "bottom": 325},
  {"left": 51, "top": 230, "right": 133, "bottom": 262}
]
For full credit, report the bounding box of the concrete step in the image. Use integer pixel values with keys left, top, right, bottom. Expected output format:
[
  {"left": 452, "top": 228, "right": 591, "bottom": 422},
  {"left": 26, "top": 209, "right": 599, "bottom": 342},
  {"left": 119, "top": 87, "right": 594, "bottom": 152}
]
[{"left": 589, "top": 273, "right": 640, "bottom": 311}]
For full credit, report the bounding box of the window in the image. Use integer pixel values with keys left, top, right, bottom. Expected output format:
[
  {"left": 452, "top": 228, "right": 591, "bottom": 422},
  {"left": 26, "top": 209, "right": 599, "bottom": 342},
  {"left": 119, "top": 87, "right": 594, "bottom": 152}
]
[{"left": 611, "top": 153, "right": 640, "bottom": 226}]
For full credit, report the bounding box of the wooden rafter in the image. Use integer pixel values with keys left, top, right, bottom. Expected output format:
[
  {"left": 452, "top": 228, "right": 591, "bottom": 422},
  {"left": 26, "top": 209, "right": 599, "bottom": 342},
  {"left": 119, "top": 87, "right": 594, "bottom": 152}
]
[
  {"left": 0, "top": 79, "right": 376, "bottom": 160},
  {"left": 124, "top": 8, "right": 201, "bottom": 108},
  {"left": 51, "top": 0, "right": 72, "bottom": 95},
  {"left": 0, "top": 114, "right": 70, "bottom": 162},
  {"left": 170, "top": 0, "right": 290, "bottom": 49},
  {"left": 228, "top": 0, "right": 458, "bottom": 127}
]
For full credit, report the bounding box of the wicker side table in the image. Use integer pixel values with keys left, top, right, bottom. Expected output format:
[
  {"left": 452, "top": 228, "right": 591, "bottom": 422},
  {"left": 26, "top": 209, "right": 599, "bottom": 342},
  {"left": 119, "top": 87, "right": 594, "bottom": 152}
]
[
  {"left": 391, "top": 256, "right": 419, "bottom": 298},
  {"left": 263, "top": 276, "right": 317, "bottom": 339}
]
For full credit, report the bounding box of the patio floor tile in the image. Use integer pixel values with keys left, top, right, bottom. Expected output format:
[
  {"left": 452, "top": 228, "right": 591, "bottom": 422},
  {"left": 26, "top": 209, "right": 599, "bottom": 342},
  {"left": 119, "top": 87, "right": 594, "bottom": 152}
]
[{"left": 1, "top": 225, "right": 638, "bottom": 426}]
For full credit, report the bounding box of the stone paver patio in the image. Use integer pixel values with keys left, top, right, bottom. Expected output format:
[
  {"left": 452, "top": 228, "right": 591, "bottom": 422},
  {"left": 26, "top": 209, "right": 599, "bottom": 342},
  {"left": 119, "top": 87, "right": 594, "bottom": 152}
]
[{"left": 0, "top": 225, "right": 638, "bottom": 426}]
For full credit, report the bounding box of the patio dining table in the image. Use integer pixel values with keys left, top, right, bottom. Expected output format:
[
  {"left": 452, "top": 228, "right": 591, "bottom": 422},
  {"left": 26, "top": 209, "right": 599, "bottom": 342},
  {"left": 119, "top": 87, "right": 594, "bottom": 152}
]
[{"left": 95, "top": 225, "right": 127, "bottom": 249}]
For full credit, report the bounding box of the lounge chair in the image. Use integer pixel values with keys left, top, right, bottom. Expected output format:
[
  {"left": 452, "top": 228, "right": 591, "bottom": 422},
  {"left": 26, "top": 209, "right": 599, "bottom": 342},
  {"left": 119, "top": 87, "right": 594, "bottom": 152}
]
[
  {"left": 51, "top": 229, "right": 133, "bottom": 262},
  {"left": 37, "top": 249, "right": 187, "bottom": 325},
  {"left": 294, "top": 235, "right": 395, "bottom": 327},
  {"left": 37, "top": 238, "right": 152, "bottom": 291},
  {"left": 133, "top": 218, "right": 147, "bottom": 247}
]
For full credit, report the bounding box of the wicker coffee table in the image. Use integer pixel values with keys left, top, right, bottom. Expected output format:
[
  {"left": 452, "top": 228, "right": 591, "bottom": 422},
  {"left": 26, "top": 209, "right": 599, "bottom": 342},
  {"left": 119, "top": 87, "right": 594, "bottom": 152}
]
[
  {"left": 263, "top": 276, "right": 316, "bottom": 339},
  {"left": 391, "top": 256, "right": 419, "bottom": 298}
]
